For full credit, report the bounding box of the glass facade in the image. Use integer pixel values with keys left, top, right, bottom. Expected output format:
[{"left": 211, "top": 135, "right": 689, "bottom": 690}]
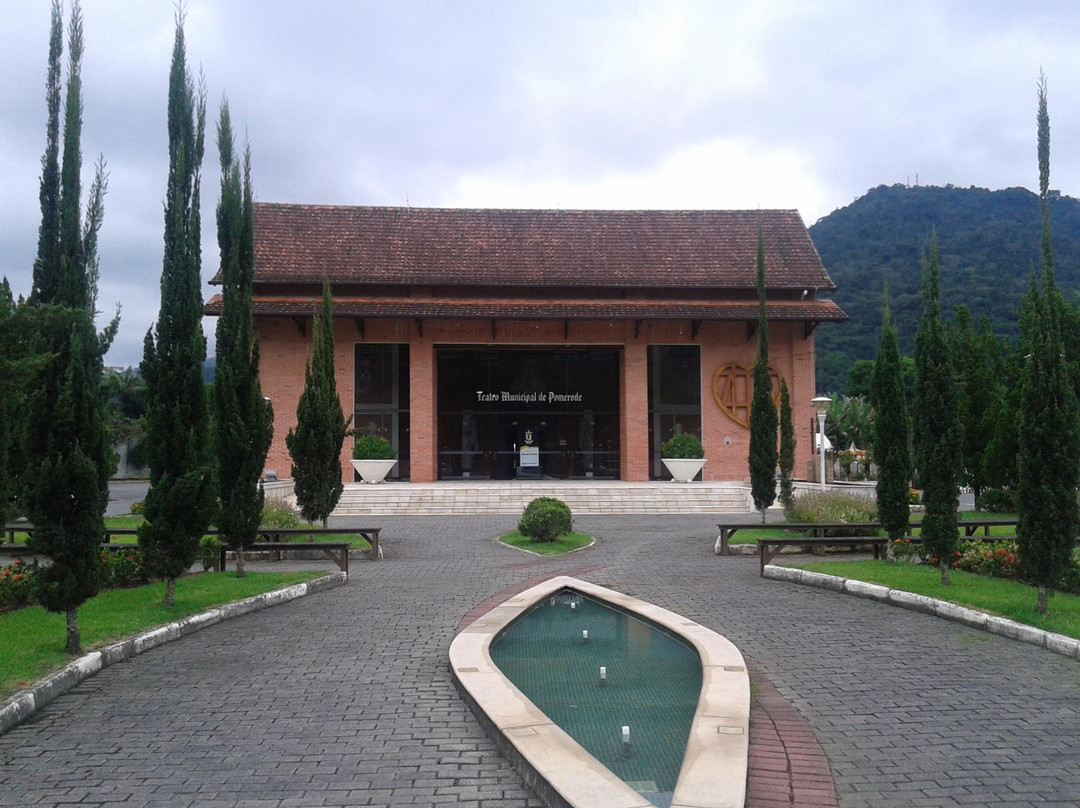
[
  {"left": 354, "top": 343, "right": 410, "bottom": 480},
  {"left": 648, "top": 346, "right": 702, "bottom": 479},
  {"left": 436, "top": 347, "right": 621, "bottom": 480}
]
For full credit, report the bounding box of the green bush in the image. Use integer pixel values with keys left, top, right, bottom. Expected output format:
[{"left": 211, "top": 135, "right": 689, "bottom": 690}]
[
  {"left": 786, "top": 491, "right": 878, "bottom": 536},
  {"left": 99, "top": 548, "right": 149, "bottom": 589},
  {"left": 953, "top": 540, "right": 1018, "bottom": 579},
  {"left": 0, "top": 559, "right": 37, "bottom": 612},
  {"left": 660, "top": 433, "right": 704, "bottom": 459},
  {"left": 353, "top": 434, "right": 396, "bottom": 459},
  {"left": 976, "top": 488, "right": 1018, "bottom": 513},
  {"left": 200, "top": 535, "right": 223, "bottom": 571},
  {"left": 518, "top": 497, "right": 573, "bottom": 543},
  {"left": 261, "top": 498, "right": 300, "bottom": 529}
]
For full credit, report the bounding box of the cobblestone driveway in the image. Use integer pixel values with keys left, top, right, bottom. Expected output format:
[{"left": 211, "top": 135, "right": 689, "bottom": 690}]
[{"left": 1, "top": 515, "right": 1078, "bottom": 807}]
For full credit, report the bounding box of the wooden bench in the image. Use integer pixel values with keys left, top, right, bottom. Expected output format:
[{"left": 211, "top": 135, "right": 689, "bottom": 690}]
[
  {"left": 218, "top": 541, "right": 353, "bottom": 576},
  {"left": 3, "top": 524, "right": 383, "bottom": 574},
  {"left": 757, "top": 536, "right": 890, "bottom": 575},
  {"left": 717, "top": 517, "right": 1022, "bottom": 556}
]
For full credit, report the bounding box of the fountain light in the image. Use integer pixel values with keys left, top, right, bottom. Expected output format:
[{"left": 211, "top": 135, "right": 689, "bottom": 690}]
[
  {"left": 599, "top": 666, "right": 607, "bottom": 685},
  {"left": 621, "top": 725, "right": 632, "bottom": 756},
  {"left": 582, "top": 629, "right": 589, "bottom": 643}
]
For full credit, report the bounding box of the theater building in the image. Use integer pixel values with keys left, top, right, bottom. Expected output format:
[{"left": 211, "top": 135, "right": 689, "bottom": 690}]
[{"left": 206, "top": 204, "right": 845, "bottom": 484}]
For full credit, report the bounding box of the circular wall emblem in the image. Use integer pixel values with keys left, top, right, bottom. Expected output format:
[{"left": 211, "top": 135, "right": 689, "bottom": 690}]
[{"left": 711, "top": 363, "right": 781, "bottom": 429}]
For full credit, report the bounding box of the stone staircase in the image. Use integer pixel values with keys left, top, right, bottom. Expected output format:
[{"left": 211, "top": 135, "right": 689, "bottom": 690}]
[{"left": 330, "top": 480, "right": 752, "bottom": 516}]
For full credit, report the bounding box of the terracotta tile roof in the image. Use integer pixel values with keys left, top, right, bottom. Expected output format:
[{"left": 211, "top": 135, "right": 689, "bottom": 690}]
[
  {"left": 205, "top": 293, "right": 847, "bottom": 323},
  {"left": 237, "top": 203, "right": 836, "bottom": 291}
]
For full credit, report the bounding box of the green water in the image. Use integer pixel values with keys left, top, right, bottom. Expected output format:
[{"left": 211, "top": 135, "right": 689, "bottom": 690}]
[{"left": 489, "top": 590, "right": 702, "bottom": 808}]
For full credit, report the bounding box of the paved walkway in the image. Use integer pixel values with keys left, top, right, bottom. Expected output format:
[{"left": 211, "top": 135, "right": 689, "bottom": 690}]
[{"left": 2, "top": 515, "right": 1079, "bottom": 807}]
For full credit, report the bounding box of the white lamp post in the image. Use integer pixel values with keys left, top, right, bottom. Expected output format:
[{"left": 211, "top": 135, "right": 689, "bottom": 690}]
[{"left": 811, "top": 396, "right": 832, "bottom": 491}]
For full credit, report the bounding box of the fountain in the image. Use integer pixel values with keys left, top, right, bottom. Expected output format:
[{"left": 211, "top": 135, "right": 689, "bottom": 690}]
[{"left": 450, "top": 576, "right": 749, "bottom": 808}]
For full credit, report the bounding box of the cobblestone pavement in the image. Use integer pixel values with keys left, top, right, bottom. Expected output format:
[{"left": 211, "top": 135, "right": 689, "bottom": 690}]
[{"left": 2, "top": 515, "right": 1079, "bottom": 807}]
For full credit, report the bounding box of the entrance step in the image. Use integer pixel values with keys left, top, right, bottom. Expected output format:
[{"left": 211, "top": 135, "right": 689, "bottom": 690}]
[{"left": 331, "top": 481, "right": 751, "bottom": 516}]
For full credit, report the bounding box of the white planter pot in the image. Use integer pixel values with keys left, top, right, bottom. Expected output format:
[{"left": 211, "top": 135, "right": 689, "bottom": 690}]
[
  {"left": 661, "top": 458, "right": 706, "bottom": 483},
  {"left": 350, "top": 458, "right": 398, "bottom": 484}
]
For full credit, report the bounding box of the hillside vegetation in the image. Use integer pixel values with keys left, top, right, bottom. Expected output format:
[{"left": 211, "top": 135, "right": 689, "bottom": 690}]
[{"left": 810, "top": 183, "right": 1080, "bottom": 392}]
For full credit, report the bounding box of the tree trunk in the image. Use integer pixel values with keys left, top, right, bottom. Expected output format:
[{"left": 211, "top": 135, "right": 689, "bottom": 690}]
[
  {"left": 939, "top": 561, "right": 951, "bottom": 586},
  {"left": 65, "top": 608, "right": 80, "bottom": 655},
  {"left": 322, "top": 516, "right": 328, "bottom": 529},
  {"left": 236, "top": 547, "right": 246, "bottom": 578},
  {"left": 1037, "top": 584, "right": 1048, "bottom": 615},
  {"left": 164, "top": 576, "right": 176, "bottom": 606}
]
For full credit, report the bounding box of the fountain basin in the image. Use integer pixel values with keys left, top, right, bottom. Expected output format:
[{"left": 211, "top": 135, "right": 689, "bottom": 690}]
[{"left": 450, "top": 576, "right": 749, "bottom": 808}]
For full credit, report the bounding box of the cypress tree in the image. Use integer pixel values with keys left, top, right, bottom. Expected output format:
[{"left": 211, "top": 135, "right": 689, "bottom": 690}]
[
  {"left": 870, "top": 290, "right": 911, "bottom": 551},
  {"left": 30, "top": 0, "right": 63, "bottom": 305},
  {"left": 748, "top": 225, "right": 778, "bottom": 521},
  {"left": 213, "top": 102, "right": 273, "bottom": 577},
  {"left": 286, "top": 279, "right": 352, "bottom": 527},
  {"left": 778, "top": 378, "right": 795, "bottom": 514},
  {"left": 20, "top": 0, "right": 114, "bottom": 654},
  {"left": 1016, "top": 73, "right": 1080, "bottom": 615},
  {"left": 912, "top": 234, "right": 961, "bottom": 584},
  {"left": 138, "top": 16, "right": 213, "bottom": 605}
]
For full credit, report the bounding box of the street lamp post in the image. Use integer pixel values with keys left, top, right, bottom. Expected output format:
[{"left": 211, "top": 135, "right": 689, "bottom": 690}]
[{"left": 811, "top": 396, "right": 832, "bottom": 492}]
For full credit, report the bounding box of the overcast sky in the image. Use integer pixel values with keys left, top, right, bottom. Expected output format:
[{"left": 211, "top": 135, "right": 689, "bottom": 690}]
[{"left": 3, "top": 1, "right": 1080, "bottom": 368}]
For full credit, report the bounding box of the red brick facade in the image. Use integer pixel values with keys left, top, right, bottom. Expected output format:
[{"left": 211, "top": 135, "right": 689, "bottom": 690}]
[{"left": 208, "top": 205, "right": 845, "bottom": 484}]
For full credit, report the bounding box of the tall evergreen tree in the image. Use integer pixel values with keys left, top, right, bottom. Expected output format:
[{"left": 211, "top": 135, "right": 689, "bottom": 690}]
[
  {"left": 947, "top": 307, "right": 997, "bottom": 503},
  {"left": 748, "top": 226, "right": 778, "bottom": 521},
  {"left": 213, "top": 102, "right": 273, "bottom": 578},
  {"left": 286, "top": 279, "right": 351, "bottom": 527},
  {"left": 912, "top": 234, "right": 961, "bottom": 584},
  {"left": 777, "top": 378, "right": 795, "bottom": 514},
  {"left": 21, "top": 1, "right": 114, "bottom": 654},
  {"left": 138, "top": 16, "right": 213, "bottom": 605},
  {"left": 1016, "top": 73, "right": 1080, "bottom": 615},
  {"left": 871, "top": 290, "right": 911, "bottom": 552}
]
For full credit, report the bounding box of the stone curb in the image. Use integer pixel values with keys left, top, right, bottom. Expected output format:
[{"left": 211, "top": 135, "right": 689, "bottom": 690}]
[
  {"left": 763, "top": 564, "right": 1080, "bottom": 660},
  {"left": 0, "top": 572, "right": 346, "bottom": 737}
]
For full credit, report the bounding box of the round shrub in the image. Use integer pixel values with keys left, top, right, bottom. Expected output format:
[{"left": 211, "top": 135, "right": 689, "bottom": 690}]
[
  {"left": 353, "top": 434, "right": 396, "bottom": 459},
  {"left": 660, "top": 433, "right": 704, "bottom": 459},
  {"left": 976, "top": 488, "right": 1018, "bottom": 513},
  {"left": 518, "top": 497, "right": 573, "bottom": 543},
  {"left": 0, "top": 558, "right": 37, "bottom": 612}
]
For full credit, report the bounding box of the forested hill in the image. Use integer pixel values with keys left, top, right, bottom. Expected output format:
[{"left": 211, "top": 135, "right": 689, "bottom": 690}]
[{"left": 809, "top": 183, "right": 1080, "bottom": 393}]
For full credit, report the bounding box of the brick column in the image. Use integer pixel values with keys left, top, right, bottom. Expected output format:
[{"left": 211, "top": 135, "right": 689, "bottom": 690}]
[
  {"left": 409, "top": 335, "right": 437, "bottom": 482},
  {"left": 620, "top": 340, "right": 649, "bottom": 481}
]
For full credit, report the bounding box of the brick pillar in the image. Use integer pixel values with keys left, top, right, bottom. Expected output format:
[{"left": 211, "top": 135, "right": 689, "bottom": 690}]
[
  {"left": 621, "top": 341, "right": 649, "bottom": 481},
  {"left": 410, "top": 335, "right": 437, "bottom": 482}
]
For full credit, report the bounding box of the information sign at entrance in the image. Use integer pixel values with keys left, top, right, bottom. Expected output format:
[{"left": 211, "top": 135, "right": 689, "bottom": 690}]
[{"left": 519, "top": 446, "right": 540, "bottom": 467}]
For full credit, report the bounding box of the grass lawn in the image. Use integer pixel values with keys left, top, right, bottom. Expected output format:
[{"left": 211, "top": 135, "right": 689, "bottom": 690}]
[
  {"left": 795, "top": 559, "right": 1080, "bottom": 640},
  {"left": 500, "top": 530, "right": 593, "bottom": 555},
  {"left": 0, "top": 570, "right": 325, "bottom": 700}
]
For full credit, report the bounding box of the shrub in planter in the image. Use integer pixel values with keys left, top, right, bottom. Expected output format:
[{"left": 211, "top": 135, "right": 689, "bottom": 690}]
[
  {"left": 660, "top": 433, "right": 704, "bottom": 459},
  {"left": 200, "top": 535, "right": 223, "bottom": 571},
  {"left": 518, "top": 497, "right": 573, "bottom": 543},
  {"left": 353, "top": 434, "right": 396, "bottom": 460},
  {"left": 261, "top": 498, "right": 300, "bottom": 529},
  {"left": 786, "top": 491, "right": 877, "bottom": 537},
  {"left": 976, "top": 488, "right": 1018, "bottom": 513}
]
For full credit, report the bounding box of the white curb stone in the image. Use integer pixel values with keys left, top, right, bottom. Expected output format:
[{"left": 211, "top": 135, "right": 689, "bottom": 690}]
[{"left": 766, "top": 564, "right": 1079, "bottom": 661}]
